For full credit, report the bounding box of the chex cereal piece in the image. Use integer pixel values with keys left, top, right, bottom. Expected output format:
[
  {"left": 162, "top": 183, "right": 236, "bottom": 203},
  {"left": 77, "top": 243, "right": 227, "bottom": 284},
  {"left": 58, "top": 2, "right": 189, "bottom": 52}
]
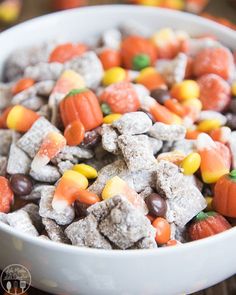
[
  {"left": 0, "top": 157, "right": 7, "bottom": 176},
  {"left": 57, "top": 161, "right": 74, "bottom": 174},
  {"left": 88, "top": 159, "right": 130, "bottom": 196},
  {"left": 148, "top": 122, "right": 186, "bottom": 141},
  {"left": 30, "top": 165, "right": 61, "bottom": 183},
  {"left": 101, "top": 29, "right": 121, "bottom": 50},
  {"left": 118, "top": 134, "right": 157, "bottom": 172},
  {"left": 0, "top": 130, "right": 12, "bottom": 156},
  {"left": 228, "top": 132, "right": 236, "bottom": 169},
  {"left": 24, "top": 62, "right": 64, "bottom": 82},
  {"left": 7, "top": 210, "right": 39, "bottom": 237},
  {"left": 131, "top": 168, "right": 158, "bottom": 193},
  {"left": 65, "top": 51, "right": 104, "bottom": 89},
  {"left": 89, "top": 195, "right": 156, "bottom": 249},
  {"left": 11, "top": 86, "right": 37, "bottom": 105},
  {"left": 17, "top": 117, "right": 59, "bottom": 158},
  {"left": 42, "top": 218, "right": 70, "bottom": 244},
  {"left": 0, "top": 83, "right": 12, "bottom": 110},
  {"left": 21, "top": 184, "right": 50, "bottom": 201},
  {"left": 112, "top": 112, "right": 152, "bottom": 135},
  {"left": 21, "top": 96, "right": 45, "bottom": 112},
  {"left": 101, "top": 124, "right": 119, "bottom": 154},
  {"left": 156, "top": 53, "right": 188, "bottom": 86},
  {"left": 0, "top": 212, "right": 8, "bottom": 224},
  {"left": 161, "top": 141, "right": 175, "bottom": 153},
  {"left": 22, "top": 203, "right": 43, "bottom": 233},
  {"left": 39, "top": 185, "right": 75, "bottom": 225},
  {"left": 37, "top": 105, "right": 51, "bottom": 120},
  {"left": 54, "top": 146, "right": 94, "bottom": 164},
  {"left": 4, "top": 42, "right": 58, "bottom": 81},
  {"left": 39, "top": 235, "right": 50, "bottom": 240},
  {"left": 148, "top": 137, "right": 163, "bottom": 155},
  {"left": 35, "top": 80, "right": 55, "bottom": 97},
  {"left": 172, "top": 139, "right": 196, "bottom": 155},
  {"left": 119, "top": 20, "right": 151, "bottom": 37},
  {"left": 65, "top": 214, "right": 112, "bottom": 249},
  {"left": 131, "top": 236, "right": 157, "bottom": 249},
  {"left": 7, "top": 143, "right": 31, "bottom": 175},
  {"left": 156, "top": 160, "right": 206, "bottom": 227}
]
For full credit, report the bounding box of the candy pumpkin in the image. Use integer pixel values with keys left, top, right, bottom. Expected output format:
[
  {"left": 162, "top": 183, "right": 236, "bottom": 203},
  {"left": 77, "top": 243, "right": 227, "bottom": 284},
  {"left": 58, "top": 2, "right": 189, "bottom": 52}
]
[
  {"left": 213, "top": 170, "right": 236, "bottom": 218},
  {"left": 121, "top": 36, "right": 157, "bottom": 70},
  {"left": 100, "top": 81, "right": 140, "bottom": 114},
  {"left": 188, "top": 211, "right": 231, "bottom": 241},
  {"left": 60, "top": 89, "right": 103, "bottom": 131}
]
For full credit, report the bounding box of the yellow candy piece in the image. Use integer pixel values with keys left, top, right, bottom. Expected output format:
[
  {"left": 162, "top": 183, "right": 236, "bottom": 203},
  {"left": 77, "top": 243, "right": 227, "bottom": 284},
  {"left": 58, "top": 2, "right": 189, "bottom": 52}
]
[
  {"left": 137, "top": 0, "right": 161, "bottom": 5},
  {"left": 0, "top": 2, "right": 20, "bottom": 23},
  {"left": 102, "top": 176, "right": 126, "bottom": 200},
  {"left": 197, "top": 119, "right": 221, "bottom": 133},
  {"left": 181, "top": 152, "right": 201, "bottom": 175},
  {"left": 205, "top": 196, "right": 213, "bottom": 211},
  {"left": 171, "top": 80, "right": 200, "bottom": 101},
  {"left": 73, "top": 164, "right": 98, "bottom": 179},
  {"left": 102, "top": 67, "right": 126, "bottom": 86},
  {"left": 182, "top": 98, "right": 202, "bottom": 111},
  {"left": 151, "top": 28, "right": 176, "bottom": 46},
  {"left": 232, "top": 81, "right": 236, "bottom": 96},
  {"left": 135, "top": 67, "right": 156, "bottom": 83},
  {"left": 64, "top": 170, "right": 88, "bottom": 190},
  {"left": 103, "top": 114, "right": 122, "bottom": 124}
]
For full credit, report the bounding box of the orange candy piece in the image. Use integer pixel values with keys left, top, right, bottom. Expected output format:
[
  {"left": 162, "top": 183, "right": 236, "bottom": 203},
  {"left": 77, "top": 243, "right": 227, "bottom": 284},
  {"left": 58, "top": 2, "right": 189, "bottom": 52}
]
[
  {"left": 49, "top": 43, "right": 87, "bottom": 63},
  {"left": 0, "top": 176, "right": 14, "bottom": 213},
  {"left": 98, "top": 48, "right": 121, "bottom": 70},
  {"left": 193, "top": 47, "right": 234, "bottom": 80},
  {"left": 12, "top": 78, "right": 35, "bottom": 95},
  {"left": 76, "top": 190, "right": 100, "bottom": 205},
  {"left": 164, "top": 99, "right": 187, "bottom": 117},
  {"left": 64, "top": 120, "right": 85, "bottom": 146},
  {"left": 100, "top": 81, "right": 140, "bottom": 114},
  {"left": 31, "top": 132, "right": 66, "bottom": 171},
  {"left": 196, "top": 133, "right": 230, "bottom": 184},
  {"left": 137, "top": 71, "right": 166, "bottom": 91},
  {"left": 198, "top": 74, "right": 231, "bottom": 112},
  {"left": 152, "top": 217, "right": 171, "bottom": 245}
]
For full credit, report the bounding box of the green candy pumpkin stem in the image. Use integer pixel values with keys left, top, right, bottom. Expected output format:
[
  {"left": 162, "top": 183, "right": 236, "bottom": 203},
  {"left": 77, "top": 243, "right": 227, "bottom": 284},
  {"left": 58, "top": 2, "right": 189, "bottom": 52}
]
[
  {"left": 196, "top": 211, "right": 216, "bottom": 221},
  {"left": 229, "top": 170, "right": 236, "bottom": 180}
]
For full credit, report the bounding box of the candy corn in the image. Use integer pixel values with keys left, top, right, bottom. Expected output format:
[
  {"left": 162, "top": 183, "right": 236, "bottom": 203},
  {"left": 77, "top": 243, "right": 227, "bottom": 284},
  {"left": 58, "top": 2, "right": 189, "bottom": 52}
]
[
  {"left": 210, "top": 127, "right": 232, "bottom": 144},
  {"left": 31, "top": 132, "right": 66, "bottom": 171},
  {"left": 136, "top": 67, "right": 167, "bottom": 91},
  {"left": 49, "top": 70, "right": 86, "bottom": 124},
  {"left": 49, "top": 43, "right": 87, "bottom": 63},
  {"left": 140, "top": 96, "right": 182, "bottom": 125},
  {"left": 196, "top": 133, "right": 230, "bottom": 184},
  {"left": 52, "top": 170, "right": 88, "bottom": 212},
  {"left": 102, "top": 176, "right": 147, "bottom": 214},
  {"left": 6, "top": 105, "right": 40, "bottom": 132},
  {"left": 12, "top": 78, "right": 35, "bottom": 95}
]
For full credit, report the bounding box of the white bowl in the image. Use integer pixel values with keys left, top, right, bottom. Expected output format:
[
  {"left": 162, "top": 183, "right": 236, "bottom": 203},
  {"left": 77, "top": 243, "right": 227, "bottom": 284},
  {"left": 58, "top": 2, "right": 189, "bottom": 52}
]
[{"left": 0, "top": 5, "right": 236, "bottom": 295}]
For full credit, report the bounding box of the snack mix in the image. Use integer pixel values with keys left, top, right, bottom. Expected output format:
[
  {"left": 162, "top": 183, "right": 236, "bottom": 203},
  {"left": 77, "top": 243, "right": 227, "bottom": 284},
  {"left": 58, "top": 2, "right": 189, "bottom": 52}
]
[{"left": 0, "top": 20, "right": 236, "bottom": 250}]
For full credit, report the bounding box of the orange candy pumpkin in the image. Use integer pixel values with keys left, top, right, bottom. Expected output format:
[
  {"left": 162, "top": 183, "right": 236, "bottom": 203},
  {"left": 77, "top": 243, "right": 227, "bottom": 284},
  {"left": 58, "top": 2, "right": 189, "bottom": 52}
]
[
  {"left": 188, "top": 211, "right": 231, "bottom": 241},
  {"left": 60, "top": 89, "right": 103, "bottom": 131},
  {"left": 121, "top": 35, "right": 157, "bottom": 70},
  {"left": 213, "top": 170, "right": 236, "bottom": 218}
]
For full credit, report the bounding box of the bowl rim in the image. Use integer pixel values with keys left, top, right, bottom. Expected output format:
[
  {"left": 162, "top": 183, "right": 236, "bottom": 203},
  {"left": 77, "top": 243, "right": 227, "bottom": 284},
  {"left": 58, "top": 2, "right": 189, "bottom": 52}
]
[{"left": 0, "top": 4, "right": 236, "bottom": 256}]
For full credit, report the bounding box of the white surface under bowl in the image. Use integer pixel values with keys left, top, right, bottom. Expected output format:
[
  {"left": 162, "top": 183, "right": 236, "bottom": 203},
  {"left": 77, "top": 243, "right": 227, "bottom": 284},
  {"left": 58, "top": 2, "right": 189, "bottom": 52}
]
[{"left": 0, "top": 5, "right": 236, "bottom": 295}]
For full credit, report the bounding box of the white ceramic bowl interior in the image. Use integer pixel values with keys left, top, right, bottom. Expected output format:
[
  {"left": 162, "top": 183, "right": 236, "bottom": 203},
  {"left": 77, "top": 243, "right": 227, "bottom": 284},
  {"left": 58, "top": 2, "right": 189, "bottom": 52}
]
[{"left": 0, "top": 5, "right": 236, "bottom": 295}]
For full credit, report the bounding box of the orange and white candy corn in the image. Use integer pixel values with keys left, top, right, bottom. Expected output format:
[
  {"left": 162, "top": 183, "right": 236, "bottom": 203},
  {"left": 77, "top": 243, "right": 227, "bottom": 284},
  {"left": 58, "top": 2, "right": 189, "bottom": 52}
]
[
  {"left": 52, "top": 170, "right": 88, "bottom": 212},
  {"left": 196, "top": 133, "right": 230, "bottom": 184},
  {"left": 31, "top": 132, "right": 66, "bottom": 171},
  {"left": 210, "top": 126, "right": 232, "bottom": 144},
  {"left": 102, "top": 176, "right": 147, "bottom": 214}
]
